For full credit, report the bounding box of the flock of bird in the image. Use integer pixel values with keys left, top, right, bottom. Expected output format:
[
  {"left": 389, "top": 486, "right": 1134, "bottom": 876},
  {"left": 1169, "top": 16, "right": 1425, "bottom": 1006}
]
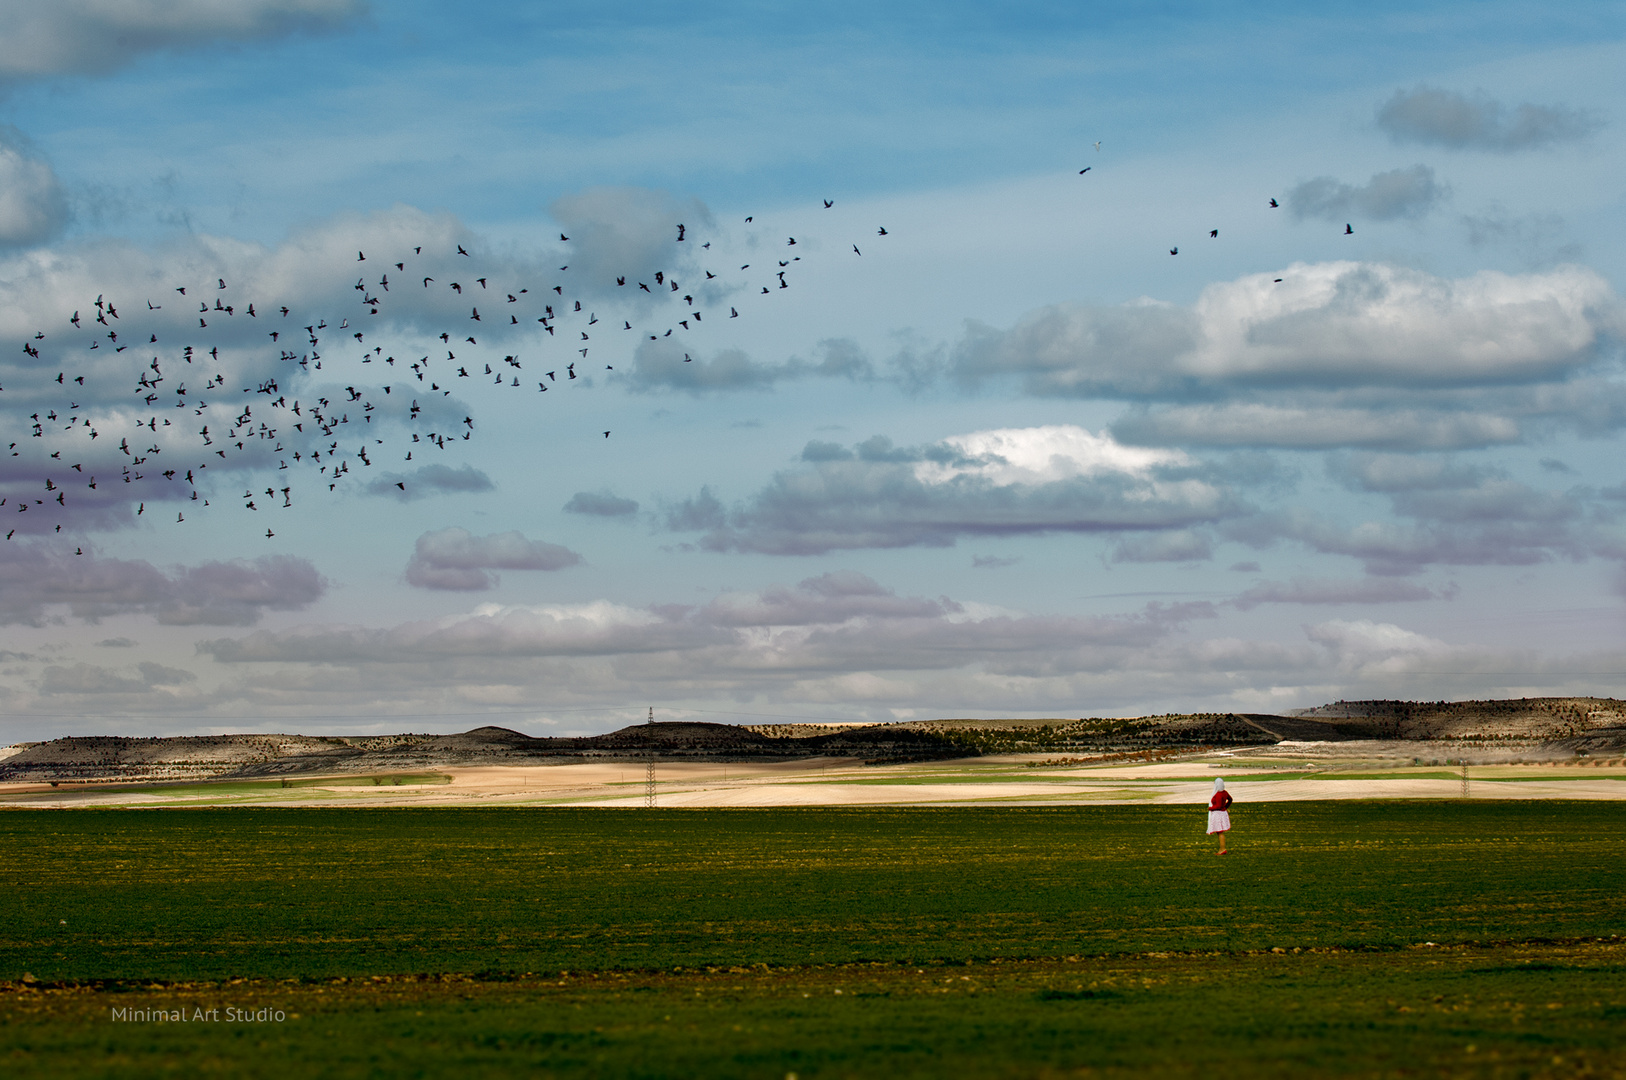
[
  {"left": 3, "top": 147, "right": 1354, "bottom": 545},
  {"left": 1, "top": 205, "right": 889, "bottom": 541}
]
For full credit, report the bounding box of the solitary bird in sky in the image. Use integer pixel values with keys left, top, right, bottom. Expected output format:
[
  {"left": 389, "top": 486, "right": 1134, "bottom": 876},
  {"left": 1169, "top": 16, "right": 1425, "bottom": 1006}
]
[{"left": 1344, "top": 223, "right": 1354, "bottom": 235}]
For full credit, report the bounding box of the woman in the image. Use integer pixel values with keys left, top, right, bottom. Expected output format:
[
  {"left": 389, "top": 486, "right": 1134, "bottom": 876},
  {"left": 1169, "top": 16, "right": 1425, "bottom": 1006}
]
[{"left": 1208, "top": 778, "right": 1233, "bottom": 854}]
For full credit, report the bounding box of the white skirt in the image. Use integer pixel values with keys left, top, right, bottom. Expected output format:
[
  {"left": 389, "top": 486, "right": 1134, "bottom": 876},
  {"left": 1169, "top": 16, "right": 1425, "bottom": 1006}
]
[{"left": 1207, "top": 810, "right": 1231, "bottom": 834}]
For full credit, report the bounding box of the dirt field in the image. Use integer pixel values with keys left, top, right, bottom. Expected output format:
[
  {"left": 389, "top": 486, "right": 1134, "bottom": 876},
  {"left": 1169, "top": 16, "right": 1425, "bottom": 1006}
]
[{"left": 3, "top": 742, "right": 1624, "bottom": 808}]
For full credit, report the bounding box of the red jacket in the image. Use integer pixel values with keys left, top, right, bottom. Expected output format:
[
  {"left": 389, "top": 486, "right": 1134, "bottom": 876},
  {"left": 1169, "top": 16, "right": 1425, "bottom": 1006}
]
[{"left": 1209, "top": 790, "right": 1232, "bottom": 812}]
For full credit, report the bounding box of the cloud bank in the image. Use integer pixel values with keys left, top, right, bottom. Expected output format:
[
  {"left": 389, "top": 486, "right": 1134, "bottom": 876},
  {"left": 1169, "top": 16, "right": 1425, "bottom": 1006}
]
[
  {"left": 1286, "top": 165, "right": 1447, "bottom": 222},
  {"left": 0, "top": 543, "right": 324, "bottom": 625},
  {"left": 665, "top": 425, "right": 1237, "bottom": 554}
]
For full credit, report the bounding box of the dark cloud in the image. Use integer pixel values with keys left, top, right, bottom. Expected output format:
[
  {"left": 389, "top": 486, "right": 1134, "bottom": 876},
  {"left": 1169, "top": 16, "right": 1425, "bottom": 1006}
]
[
  {"left": 1325, "top": 452, "right": 1492, "bottom": 493},
  {"left": 1387, "top": 478, "right": 1582, "bottom": 528},
  {"left": 1377, "top": 86, "right": 1602, "bottom": 151},
  {"left": 39, "top": 660, "right": 195, "bottom": 695},
  {"left": 1224, "top": 500, "right": 1597, "bottom": 577},
  {"left": 1114, "top": 403, "right": 1521, "bottom": 451},
  {"left": 971, "top": 555, "right": 1021, "bottom": 569},
  {"left": 96, "top": 637, "right": 137, "bottom": 647},
  {"left": 1286, "top": 165, "right": 1447, "bottom": 223},
  {"left": 363, "top": 464, "right": 495, "bottom": 502},
  {"left": 953, "top": 301, "right": 1197, "bottom": 398},
  {"left": 403, "top": 527, "right": 582, "bottom": 591},
  {"left": 623, "top": 338, "right": 871, "bottom": 395},
  {"left": 1460, "top": 206, "right": 1574, "bottom": 264},
  {"left": 0, "top": 0, "right": 366, "bottom": 81},
  {"left": 161, "top": 555, "right": 326, "bottom": 625},
  {"left": 665, "top": 427, "right": 1238, "bottom": 555},
  {"left": 0, "top": 543, "right": 325, "bottom": 625},
  {"left": 563, "top": 491, "right": 639, "bottom": 517},
  {"left": 1230, "top": 577, "right": 1437, "bottom": 610},
  {"left": 627, "top": 344, "right": 787, "bottom": 393}
]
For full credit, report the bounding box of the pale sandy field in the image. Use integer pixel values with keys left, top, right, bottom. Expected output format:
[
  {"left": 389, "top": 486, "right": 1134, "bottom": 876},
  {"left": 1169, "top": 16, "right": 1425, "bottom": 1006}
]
[{"left": 2, "top": 742, "right": 1624, "bottom": 809}]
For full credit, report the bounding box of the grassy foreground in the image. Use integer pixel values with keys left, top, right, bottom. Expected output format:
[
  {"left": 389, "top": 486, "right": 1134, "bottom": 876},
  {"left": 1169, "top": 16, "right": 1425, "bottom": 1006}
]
[{"left": 3, "top": 803, "right": 1625, "bottom": 1076}]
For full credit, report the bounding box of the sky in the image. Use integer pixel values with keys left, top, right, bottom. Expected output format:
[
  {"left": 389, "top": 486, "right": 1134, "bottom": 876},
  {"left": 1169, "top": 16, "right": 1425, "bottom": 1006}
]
[{"left": 0, "top": 0, "right": 1623, "bottom": 741}]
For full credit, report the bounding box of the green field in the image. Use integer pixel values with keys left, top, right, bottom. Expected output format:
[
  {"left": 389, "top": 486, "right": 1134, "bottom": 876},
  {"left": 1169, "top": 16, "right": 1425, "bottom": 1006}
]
[{"left": 3, "top": 804, "right": 1624, "bottom": 1076}]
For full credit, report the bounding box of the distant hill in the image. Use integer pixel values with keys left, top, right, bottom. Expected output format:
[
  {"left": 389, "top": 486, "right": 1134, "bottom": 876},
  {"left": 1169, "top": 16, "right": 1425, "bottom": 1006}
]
[
  {"left": 1289, "top": 697, "right": 1625, "bottom": 743},
  {"left": 4, "top": 697, "right": 1623, "bottom": 784}
]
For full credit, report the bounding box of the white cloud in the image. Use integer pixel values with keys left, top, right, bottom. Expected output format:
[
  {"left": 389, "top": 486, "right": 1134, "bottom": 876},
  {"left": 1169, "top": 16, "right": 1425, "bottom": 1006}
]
[
  {"left": 1305, "top": 618, "right": 1448, "bottom": 668},
  {"left": 955, "top": 261, "right": 1623, "bottom": 457},
  {"left": 916, "top": 425, "right": 1187, "bottom": 486},
  {"left": 0, "top": 130, "right": 68, "bottom": 247},
  {"left": 1185, "top": 262, "right": 1615, "bottom": 386}
]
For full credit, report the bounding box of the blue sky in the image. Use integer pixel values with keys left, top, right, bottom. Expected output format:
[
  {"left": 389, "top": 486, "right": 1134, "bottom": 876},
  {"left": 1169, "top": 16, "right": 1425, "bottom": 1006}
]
[{"left": 0, "top": 0, "right": 1623, "bottom": 740}]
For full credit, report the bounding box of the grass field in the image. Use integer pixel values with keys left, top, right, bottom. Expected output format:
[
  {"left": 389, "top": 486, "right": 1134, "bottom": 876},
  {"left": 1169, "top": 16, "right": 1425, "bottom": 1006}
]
[{"left": 3, "top": 803, "right": 1624, "bottom": 1076}]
